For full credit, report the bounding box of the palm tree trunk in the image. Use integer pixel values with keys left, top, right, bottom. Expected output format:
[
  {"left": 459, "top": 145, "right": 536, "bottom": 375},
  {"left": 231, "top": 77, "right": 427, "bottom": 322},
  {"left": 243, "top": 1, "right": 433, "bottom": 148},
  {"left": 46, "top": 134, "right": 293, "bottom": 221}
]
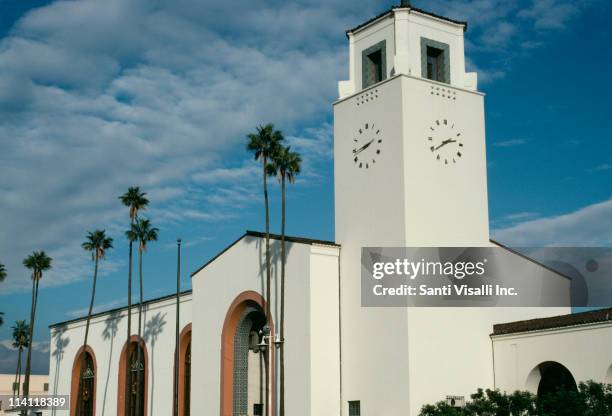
[
  {"left": 135, "top": 248, "right": 144, "bottom": 416},
  {"left": 128, "top": 240, "right": 133, "bottom": 341},
  {"left": 263, "top": 156, "right": 272, "bottom": 416},
  {"left": 127, "top": 239, "right": 134, "bottom": 413},
  {"left": 78, "top": 254, "right": 99, "bottom": 414},
  {"left": 14, "top": 347, "right": 22, "bottom": 397},
  {"left": 174, "top": 240, "right": 181, "bottom": 416},
  {"left": 24, "top": 277, "right": 39, "bottom": 397},
  {"left": 280, "top": 176, "right": 286, "bottom": 416}
]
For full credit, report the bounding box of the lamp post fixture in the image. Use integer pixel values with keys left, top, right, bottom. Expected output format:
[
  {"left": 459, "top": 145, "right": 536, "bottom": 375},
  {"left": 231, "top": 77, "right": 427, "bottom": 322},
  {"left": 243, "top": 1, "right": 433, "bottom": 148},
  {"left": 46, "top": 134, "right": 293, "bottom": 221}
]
[{"left": 257, "top": 325, "right": 282, "bottom": 416}]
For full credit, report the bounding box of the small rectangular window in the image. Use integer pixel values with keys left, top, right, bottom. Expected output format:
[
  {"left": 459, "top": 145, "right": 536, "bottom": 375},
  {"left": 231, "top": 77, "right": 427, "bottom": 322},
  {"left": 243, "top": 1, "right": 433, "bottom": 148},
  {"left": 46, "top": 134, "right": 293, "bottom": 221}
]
[
  {"left": 361, "top": 40, "right": 386, "bottom": 88},
  {"left": 348, "top": 400, "right": 361, "bottom": 416},
  {"left": 427, "top": 46, "right": 443, "bottom": 82},
  {"left": 365, "top": 50, "right": 383, "bottom": 85},
  {"left": 421, "top": 37, "right": 450, "bottom": 84},
  {"left": 253, "top": 403, "right": 263, "bottom": 416},
  {"left": 44, "top": 382, "right": 49, "bottom": 391}
]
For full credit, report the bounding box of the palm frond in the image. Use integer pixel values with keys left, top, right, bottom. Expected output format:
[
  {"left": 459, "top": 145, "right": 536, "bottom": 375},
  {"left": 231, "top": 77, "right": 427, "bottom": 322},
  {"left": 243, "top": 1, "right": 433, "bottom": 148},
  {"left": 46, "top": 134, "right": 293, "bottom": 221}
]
[
  {"left": 22, "top": 251, "right": 52, "bottom": 281},
  {"left": 269, "top": 145, "right": 302, "bottom": 183},
  {"left": 246, "top": 123, "right": 284, "bottom": 163},
  {"left": 0, "top": 263, "right": 6, "bottom": 282},
  {"left": 11, "top": 320, "right": 30, "bottom": 348},
  {"left": 82, "top": 230, "right": 114, "bottom": 260},
  {"left": 130, "top": 218, "right": 159, "bottom": 252},
  {"left": 119, "top": 186, "right": 149, "bottom": 220}
]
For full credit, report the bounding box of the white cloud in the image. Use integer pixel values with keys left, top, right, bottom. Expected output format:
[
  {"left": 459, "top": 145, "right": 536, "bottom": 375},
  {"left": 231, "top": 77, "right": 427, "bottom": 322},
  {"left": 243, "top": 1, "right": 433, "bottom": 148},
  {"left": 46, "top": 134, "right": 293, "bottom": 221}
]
[
  {"left": 0, "top": 0, "right": 603, "bottom": 293},
  {"left": 518, "top": 0, "right": 581, "bottom": 29},
  {"left": 0, "top": 0, "right": 347, "bottom": 293},
  {"left": 493, "top": 138, "right": 528, "bottom": 147},
  {"left": 492, "top": 199, "right": 612, "bottom": 246},
  {"left": 587, "top": 164, "right": 612, "bottom": 172},
  {"left": 67, "top": 297, "right": 127, "bottom": 319}
]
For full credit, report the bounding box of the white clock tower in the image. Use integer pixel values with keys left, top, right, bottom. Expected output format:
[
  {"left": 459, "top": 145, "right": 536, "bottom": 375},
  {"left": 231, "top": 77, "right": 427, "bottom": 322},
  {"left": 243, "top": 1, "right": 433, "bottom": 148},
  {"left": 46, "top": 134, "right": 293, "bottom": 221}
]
[{"left": 333, "top": 4, "right": 566, "bottom": 416}]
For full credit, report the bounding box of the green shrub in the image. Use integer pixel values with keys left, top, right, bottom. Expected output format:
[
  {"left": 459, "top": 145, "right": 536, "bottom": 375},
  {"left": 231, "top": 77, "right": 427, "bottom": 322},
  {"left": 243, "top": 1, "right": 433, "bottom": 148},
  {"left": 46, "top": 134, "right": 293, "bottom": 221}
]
[{"left": 418, "top": 381, "right": 612, "bottom": 416}]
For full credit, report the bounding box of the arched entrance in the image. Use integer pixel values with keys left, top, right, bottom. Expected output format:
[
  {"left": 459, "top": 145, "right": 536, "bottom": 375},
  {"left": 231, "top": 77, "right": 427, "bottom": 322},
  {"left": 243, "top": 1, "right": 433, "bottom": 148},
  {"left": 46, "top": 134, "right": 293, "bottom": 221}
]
[
  {"left": 526, "top": 361, "right": 577, "bottom": 397},
  {"left": 117, "top": 336, "right": 148, "bottom": 416},
  {"left": 220, "top": 291, "right": 273, "bottom": 416},
  {"left": 70, "top": 345, "right": 97, "bottom": 416},
  {"left": 537, "top": 361, "right": 577, "bottom": 397},
  {"left": 178, "top": 324, "right": 192, "bottom": 416}
]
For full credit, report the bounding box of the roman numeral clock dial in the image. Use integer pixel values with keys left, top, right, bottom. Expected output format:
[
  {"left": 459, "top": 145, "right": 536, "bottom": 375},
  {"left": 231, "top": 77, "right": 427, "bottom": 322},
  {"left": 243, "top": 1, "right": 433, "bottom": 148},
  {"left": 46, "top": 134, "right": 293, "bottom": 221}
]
[
  {"left": 428, "top": 119, "right": 464, "bottom": 165},
  {"left": 352, "top": 122, "right": 382, "bottom": 169}
]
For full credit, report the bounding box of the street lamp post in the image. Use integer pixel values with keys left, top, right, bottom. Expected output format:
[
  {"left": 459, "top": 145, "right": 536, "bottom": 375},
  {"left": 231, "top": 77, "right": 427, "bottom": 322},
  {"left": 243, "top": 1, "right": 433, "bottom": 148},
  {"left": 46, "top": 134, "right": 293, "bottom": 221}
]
[{"left": 258, "top": 325, "right": 282, "bottom": 416}]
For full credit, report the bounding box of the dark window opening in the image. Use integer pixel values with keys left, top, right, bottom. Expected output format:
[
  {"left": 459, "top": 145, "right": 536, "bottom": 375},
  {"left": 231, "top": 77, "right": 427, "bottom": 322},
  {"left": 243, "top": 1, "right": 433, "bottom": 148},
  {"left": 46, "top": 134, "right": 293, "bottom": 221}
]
[
  {"left": 348, "top": 400, "right": 361, "bottom": 416},
  {"left": 362, "top": 40, "right": 386, "bottom": 88},
  {"left": 126, "top": 344, "right": 145, "bottom": 416},
  {"left": 76, "top": 352, "right": 95, "bottom": 416},
  {"left": 183, "top": 342, "right": 191, "bottom": 416},
  {"left": 365, "top": 50, "right": 383, "bottom": 85},
  {"left": 426, "top": 46, "right": 444, "bottom": 82}
]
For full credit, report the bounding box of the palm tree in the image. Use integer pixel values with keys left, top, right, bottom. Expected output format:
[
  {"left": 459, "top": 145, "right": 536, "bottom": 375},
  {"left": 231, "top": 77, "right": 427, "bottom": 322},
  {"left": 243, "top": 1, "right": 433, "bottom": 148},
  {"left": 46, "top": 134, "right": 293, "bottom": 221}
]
[
  {"left": 247, "top": 124, "right": 283, "bottom": 416},
  {"left": 78, "top": 230, "right": 113, "bottom": 412},
  {"left": 119, "top": 187, "right": 149, "bottom": 346},
  {"left": 126, "top": 218, "right": 158, "bottom": 416},
  {"left": 11, "top": 320, "right": 30, "bottom": 397},
  {"left": 22, "top": 251, "right": 52, "bottom": 397},
  {"left": 268, "top": 145, "right": 301, "bottom": 416}
]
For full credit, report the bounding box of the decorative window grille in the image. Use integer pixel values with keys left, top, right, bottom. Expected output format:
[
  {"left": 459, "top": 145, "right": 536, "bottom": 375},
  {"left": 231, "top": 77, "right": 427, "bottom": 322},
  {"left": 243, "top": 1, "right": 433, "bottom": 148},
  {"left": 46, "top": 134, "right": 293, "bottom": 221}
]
[
  {"left": 184, "top": 342, "right": 191, "bottom": 416},
  {"left": 126, "top": 344, "right": 145, "bottom": 416},
  {"left": 76, "top": 352, "right": 95, "bottom": 416},
  {"left": 348, "top": 400, "right": 361, "bottom": 416}
]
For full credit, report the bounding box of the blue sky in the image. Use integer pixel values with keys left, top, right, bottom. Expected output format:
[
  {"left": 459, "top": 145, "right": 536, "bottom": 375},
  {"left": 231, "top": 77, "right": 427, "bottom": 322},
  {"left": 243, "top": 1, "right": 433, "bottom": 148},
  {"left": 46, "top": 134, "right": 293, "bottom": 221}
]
[{"left": 0, "top": 0, "right": 611, "bottom": 374}]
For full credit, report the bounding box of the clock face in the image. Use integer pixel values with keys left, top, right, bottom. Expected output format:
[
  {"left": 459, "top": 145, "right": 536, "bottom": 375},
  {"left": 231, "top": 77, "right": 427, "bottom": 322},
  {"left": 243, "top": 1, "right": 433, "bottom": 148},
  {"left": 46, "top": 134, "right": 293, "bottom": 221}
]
[
  {"left": 352, "top": 122, "right": 382, "bottom": 169},
  {"left": 427, "top": 119, "right": 464, "bottom": 165}
]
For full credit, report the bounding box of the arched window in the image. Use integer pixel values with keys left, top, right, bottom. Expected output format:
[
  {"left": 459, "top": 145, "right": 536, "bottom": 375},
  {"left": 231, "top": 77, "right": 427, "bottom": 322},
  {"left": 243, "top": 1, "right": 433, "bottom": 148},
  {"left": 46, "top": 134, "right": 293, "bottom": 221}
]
[
  {"left": 220, "top": 291, "right": 271, "bottom": 416},
  {"left": 184, "top": 342, "right": 191, "bottom": 416},
  {"left": 178, "top": 324, "right": 192, "bottom": 416},
  {"left": 118, "top": 337, "right": 148, "bottom": 416},
  {"left": 70, "top": 346, "right": 97, "bottom": 416},
  {"left": 127, "top": 344, "right": 146, "bottom": 416}
]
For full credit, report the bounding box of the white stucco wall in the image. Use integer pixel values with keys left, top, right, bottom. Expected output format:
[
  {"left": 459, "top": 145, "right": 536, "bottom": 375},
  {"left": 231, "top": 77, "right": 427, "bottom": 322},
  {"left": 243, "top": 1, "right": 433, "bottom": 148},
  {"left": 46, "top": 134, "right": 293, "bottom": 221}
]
[
  {"left": 492, "top": 322, "right": 612, "bottom": 394},
  {"left": 48, "top": 293, "right": 192, "bottom": 416},
  {"left": 191, "top": 235, "right": 340, "bottom": 416},
  {"left": 334, "top": 73, "right": 571, "bottom": 416}
]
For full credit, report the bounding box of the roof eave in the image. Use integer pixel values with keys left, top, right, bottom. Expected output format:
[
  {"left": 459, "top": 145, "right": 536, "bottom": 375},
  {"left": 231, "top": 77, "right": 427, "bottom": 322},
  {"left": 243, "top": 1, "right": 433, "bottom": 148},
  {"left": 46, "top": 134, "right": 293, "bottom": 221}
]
[{"left": 346, "top": 6, "right": 467, "bottom": 38}]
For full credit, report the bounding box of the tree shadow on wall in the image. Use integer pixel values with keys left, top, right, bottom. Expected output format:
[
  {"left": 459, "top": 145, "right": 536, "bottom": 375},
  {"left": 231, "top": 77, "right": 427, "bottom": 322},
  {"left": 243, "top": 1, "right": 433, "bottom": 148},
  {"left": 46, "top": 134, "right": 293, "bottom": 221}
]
[
  {"left": 246, "top": 236, "right": 294, "bottom": 322},
  {"left": 100, "top": 310, "right": 123, "bottom": 416},
  {"left": 144, "top": 312, "right": 167, "bottom": 416},
  {"left": 51, "top": 324, "right": 69, "bottom": 416}
]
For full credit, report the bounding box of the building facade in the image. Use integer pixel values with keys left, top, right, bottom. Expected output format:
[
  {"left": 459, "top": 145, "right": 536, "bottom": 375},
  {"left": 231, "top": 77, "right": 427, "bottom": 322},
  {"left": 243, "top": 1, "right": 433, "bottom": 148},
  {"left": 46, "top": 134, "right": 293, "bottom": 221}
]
[{"left": 47, "top": 4, "right": 612, "bottom": 416}]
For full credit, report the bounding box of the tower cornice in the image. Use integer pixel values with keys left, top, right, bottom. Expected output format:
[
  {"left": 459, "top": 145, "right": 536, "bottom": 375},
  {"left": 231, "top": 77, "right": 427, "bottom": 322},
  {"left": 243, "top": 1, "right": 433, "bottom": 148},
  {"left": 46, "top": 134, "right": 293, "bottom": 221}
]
[{"left": 346, "top": 5, "right": 467, "bottom": 38}]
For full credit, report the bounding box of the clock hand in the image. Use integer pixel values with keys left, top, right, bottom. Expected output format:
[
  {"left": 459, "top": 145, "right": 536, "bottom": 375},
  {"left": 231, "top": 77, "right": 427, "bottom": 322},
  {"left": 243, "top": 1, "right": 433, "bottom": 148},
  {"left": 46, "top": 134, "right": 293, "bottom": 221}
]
[
  {"left": 353, "top": 139, "right": 375, "bottom": 155},
  {"left": 434, "top": 139, "right": 457, "bottom": 151}
]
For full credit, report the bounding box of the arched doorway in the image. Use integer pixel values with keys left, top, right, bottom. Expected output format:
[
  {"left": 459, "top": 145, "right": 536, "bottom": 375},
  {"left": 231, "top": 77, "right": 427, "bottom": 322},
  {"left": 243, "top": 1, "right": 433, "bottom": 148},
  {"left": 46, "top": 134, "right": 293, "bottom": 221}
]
[
  {"left": 178, "top": 324, "right": 192, "bottom": 416},
  {"left": 220, "top": 291, "right": 272, "bottom": 416},
  {"left": 118, "top": 336, "right": 148, "bottom": 416},
  {"left": 537, "top": 361, "right": 577, "bottom": 397},
  {"left": 70, "top": 346, "right": 97, "bottom": 416}
]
